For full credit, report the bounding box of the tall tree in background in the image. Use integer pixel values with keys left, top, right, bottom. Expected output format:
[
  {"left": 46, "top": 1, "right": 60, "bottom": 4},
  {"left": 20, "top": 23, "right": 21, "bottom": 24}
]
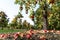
[
  {"left": 10, "top": 16, "right": 17, "bottom": 29},
  {"left": 9, "top": 12, "right": 23, "bottom": 29},
  {"left": 15, "top": 0, "right": 60, "bottom": 30},
  {"left": 0, "top": 11, "right": 9, "bottom": 30},
  {"left": 16, "top": 12, "right": 23, "bottom": 29}
]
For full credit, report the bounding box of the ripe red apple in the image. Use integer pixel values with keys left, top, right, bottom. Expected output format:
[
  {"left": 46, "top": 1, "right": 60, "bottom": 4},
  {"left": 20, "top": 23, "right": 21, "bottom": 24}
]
[
  {"left": 26, "top": 34, "right": 31, "bottom": 39},
  {"left": 1, "top": 34, "right": 5, "bottom": 38},
  {"left": 13, "top": 33, "right": 19, "bottom": 39},
  {"left": 44, "top": 30, "right": 47, "bottom": 33},
  {"left": 29, "top": 29, "right": 34, "bottom": 34}
]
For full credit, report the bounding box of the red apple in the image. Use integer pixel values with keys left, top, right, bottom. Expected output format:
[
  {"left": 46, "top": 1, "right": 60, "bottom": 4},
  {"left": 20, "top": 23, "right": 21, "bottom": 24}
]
[
  {"left": 2, "top": 34, "right": 5, "bottom": 37},
  {"left": 30, "top": 30, "right": 33, "bottom": 33},
  {"left": 13, "top": 33, "right": 19, "bottom": 39},
  {"left": 44, "top": 30, "right": 47, "bottom": 33},
  {"left": 26, "top": 34, "right": 31, "bottom": 39}
]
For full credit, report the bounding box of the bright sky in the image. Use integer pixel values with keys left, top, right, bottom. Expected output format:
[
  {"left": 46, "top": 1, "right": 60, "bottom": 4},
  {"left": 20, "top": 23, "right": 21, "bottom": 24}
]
[
  {"left": 0, "top": 0, "right": 19, "bottom": 21},
  {"left": 0, "top": 0, "right": 35, "bottom": 25}
]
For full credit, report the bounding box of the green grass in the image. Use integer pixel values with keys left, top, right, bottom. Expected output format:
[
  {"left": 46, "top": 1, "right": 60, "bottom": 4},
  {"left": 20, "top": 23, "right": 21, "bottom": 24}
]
[{"left": 0, "top": 29, "right": 28, "bottom": 34}]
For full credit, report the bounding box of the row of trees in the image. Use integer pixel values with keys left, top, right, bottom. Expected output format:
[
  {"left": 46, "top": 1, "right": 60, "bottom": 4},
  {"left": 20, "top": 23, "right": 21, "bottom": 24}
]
[
  {"left": 0, "top": 0, "right": 60, "bottom": 30},
  {"left": 0, "top": 11, "right": 34, "bottom": 30},
  {"left": 8, "top": 12, "right": 34, "bottom": 29}
]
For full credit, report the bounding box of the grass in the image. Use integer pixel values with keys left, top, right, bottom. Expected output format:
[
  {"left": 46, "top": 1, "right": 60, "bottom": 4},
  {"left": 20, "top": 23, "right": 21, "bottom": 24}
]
[{"left": 0, "top": 29, "right": 28, "bottom": 34}]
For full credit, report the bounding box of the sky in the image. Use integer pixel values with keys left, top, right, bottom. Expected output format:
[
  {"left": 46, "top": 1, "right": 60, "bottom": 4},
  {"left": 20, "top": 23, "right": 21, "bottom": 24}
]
[
  {"left": 0, "top": 0, "right": 35, "bottom": 25},
  {"left": 0, "top": 0, "right": 19, "bottom": 21},
  {"left": 0, "top": 0, "right": 39, "bottom": 25}
]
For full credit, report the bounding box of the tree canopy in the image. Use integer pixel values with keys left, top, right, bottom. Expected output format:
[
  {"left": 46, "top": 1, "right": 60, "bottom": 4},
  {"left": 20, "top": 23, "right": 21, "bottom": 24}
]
[
  {"left": 15, "top": 0, "right": 60, "bottom": 30},
  {"left": 0, "top": 11, "right": 9, "bottom": 29}
]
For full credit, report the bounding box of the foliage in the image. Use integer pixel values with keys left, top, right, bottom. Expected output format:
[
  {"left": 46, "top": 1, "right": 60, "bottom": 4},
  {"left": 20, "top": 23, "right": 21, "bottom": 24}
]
[
  {"left": 0, "top": 11, "right": 9, "bottom": 30},
  {"left": 15, "top": 0, "right": 60, "bottom": 30}
]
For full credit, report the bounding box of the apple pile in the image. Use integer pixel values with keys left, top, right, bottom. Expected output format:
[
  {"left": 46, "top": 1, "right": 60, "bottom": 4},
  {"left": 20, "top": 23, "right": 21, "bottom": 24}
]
[{"left": 0, "top": 30, "right": 60, "bottom": 40}]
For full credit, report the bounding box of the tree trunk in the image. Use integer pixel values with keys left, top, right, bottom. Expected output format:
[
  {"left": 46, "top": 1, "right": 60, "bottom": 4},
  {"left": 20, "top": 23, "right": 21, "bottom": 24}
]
[
  {"left": 42, "top": 1, "right": 48, "bottom": 30},
  {"left": 43, "top": 11, "right": 48, "bottom": 30}
]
